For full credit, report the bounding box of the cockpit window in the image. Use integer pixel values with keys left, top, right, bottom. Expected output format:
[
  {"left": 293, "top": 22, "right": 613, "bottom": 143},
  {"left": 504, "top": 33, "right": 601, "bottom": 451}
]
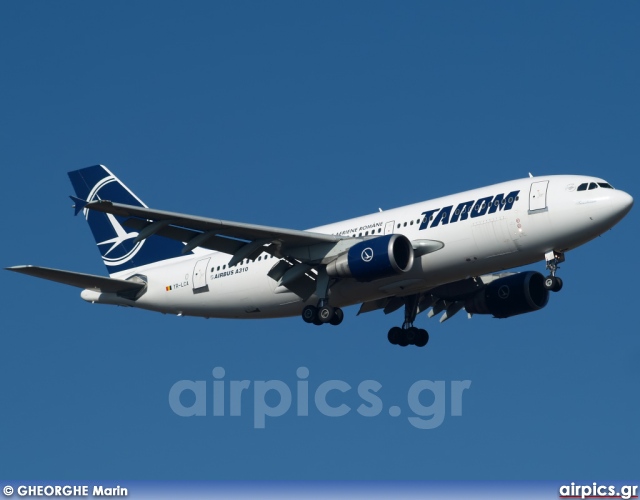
[{"left": 577, "top": 181, "right": 613, "bottom": 192}]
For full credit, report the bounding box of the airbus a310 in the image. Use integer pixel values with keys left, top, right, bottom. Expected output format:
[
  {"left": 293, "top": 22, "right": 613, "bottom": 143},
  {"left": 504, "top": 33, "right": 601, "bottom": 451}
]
[{"left": 7, "top": 165, "right": 633, "bottom": 347}]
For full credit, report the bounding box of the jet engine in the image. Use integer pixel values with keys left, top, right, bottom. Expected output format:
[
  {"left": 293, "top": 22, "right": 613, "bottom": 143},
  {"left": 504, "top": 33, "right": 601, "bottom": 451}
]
[
  {"left": 464, "top": 271, "right": 549, "bottom": 318},
  {"left": 326, "top": 234, "right": 414, "bottom": 282}
]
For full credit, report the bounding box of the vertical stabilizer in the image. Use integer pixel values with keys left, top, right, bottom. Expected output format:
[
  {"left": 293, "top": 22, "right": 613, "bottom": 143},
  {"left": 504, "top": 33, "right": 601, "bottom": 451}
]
[{"left": 68, "top": 165, "right": 188, "bottom": 275}]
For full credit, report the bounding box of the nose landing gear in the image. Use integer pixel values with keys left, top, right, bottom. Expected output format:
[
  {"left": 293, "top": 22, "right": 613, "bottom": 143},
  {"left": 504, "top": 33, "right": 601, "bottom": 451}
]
[{"left": 544, "top": 251, "right": 565, "bottom": 292}]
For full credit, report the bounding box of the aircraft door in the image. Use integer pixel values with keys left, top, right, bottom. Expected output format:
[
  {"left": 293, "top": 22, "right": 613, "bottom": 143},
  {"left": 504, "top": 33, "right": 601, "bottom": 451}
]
[
  {"left": 529, "top": 181, "right": 549, "bottom": 212},
  {"left": 192, "top": 257, "right": 210, "bottom": 292},
  {"left": 384, "top": 221, "right": 395, "bottom": 235}
]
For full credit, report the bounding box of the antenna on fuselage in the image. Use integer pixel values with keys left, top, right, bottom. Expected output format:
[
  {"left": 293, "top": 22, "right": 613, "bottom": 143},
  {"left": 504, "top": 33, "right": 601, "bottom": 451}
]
[{"left": 529, "top": 172, "right": 534, "bottom": 178}]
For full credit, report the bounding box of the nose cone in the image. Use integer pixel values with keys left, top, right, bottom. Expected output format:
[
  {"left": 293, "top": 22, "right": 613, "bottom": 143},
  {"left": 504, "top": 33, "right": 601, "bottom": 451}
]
[
  {"left": 600, "top": 189, "right": 634, "bottom": 230},
  {"left": 613, "top": 190, "right": 634, "bottom": 218}
]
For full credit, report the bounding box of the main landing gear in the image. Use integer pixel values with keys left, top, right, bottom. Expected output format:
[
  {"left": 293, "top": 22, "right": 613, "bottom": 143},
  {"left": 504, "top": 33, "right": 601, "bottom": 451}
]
[
  {"left": 302, "top": 304, "right": 344, "bottom": 326},
  {"left": 387, "top": 295, "right": 429, "bottom": 348},
  {"left": 388, "top": 326, "right": 429, "bottom": 347},
  {"left": 300, "top": 267, "right": 343, "bottom": 326},
  {"left": 544, "top": 251, "right": 565, "bottom": 293}
]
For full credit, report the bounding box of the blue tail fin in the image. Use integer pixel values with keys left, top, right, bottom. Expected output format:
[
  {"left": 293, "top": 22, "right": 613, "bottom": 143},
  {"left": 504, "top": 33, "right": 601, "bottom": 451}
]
[{"left": 68, "top": 165, "right": 188, "bottom": 276}]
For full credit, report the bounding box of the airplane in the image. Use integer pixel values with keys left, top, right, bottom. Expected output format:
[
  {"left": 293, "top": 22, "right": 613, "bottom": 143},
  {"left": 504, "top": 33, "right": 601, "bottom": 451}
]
[{"left": 6, "top": 165, "right": 634, "bottom": 348}]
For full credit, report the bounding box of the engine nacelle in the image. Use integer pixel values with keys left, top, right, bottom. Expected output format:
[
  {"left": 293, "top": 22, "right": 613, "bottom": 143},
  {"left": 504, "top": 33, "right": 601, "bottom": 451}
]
[
  {"left": 464, "top": 271, "right": 549, "bottom": 318},
  {"left": 326, "top": 234, "right": 414, "bottom": 282}
]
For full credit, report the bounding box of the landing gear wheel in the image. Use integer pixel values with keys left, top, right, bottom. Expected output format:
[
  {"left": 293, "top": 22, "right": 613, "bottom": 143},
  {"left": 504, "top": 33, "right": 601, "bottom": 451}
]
[
  {"left": 317, "top": 306, "right": 334, "bottom": 324},
  {"left": 387, "top": 326, "right": 402, "bottom": 345},
  {"left": 544, "top": 276, "right": 557, "bottom": 291},
  {"left": 302, "top": 305, "right": 318, "bottom": 324},
  {"left": 329, "top": 307, "right": 344, "bottom": 326},
  {"left": 552, "top": 277, "right": 563, "bottom": 292},
  {"left": 397, "top": 329, "right": 410, "bottom": 347},
  {"left": 414, "top": 329, "right": 429, "bottom": 347},
  {"left": 405, "top": 327, "right": 418, "bottom": 345},
  {"left": 389, "top": 325, "right": 429, "bottom": 348}
]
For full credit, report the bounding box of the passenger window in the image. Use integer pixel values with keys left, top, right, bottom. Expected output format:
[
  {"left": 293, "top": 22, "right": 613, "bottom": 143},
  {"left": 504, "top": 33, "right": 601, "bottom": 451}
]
[
  {"left": 588, "top": 182, "right": 598, "bottom": 190},
  {"left": 410, "top": 220, "right": 414, "bottom": 225},
  {"left": 577, "top": 183, "right": 588, "bottom": 191},
  {"left": 403, "top": 222, "right": 407, "bottom": 227},
  {"left": 397, "top": 223, "right": 400, "bottom": 228}
]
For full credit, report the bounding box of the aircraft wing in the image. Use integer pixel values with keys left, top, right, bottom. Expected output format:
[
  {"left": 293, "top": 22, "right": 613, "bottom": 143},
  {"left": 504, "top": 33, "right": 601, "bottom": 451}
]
[
  {"left": 6, "top": 265, "right": 146, "bottom": 294},
  {"left": 85, "top": 200, "right": 344, "bottom": 265},
  {"left": 357, "top": 275, "right": 499, "bottom": 323}
]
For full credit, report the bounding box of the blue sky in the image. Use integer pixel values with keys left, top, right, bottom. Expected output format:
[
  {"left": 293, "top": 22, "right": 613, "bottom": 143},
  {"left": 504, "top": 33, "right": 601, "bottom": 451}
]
[{"left": 1, "top": 1, "right": 638, "bottom": 480}]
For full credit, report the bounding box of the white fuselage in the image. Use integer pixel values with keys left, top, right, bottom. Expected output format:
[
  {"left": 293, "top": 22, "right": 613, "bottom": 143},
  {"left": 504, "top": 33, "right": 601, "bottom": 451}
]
[{"left": 82, "top": 175, "right": 633, "bottom": 319}]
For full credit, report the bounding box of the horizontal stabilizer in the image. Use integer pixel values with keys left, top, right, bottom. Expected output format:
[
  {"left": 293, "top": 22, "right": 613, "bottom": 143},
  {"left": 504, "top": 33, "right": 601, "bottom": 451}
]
[
  {"left": 69, "top": 196, "right": 88, "bottom": 216},
  {"left": 6, "top": 265, "right": 146, "bottom": 294}
]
